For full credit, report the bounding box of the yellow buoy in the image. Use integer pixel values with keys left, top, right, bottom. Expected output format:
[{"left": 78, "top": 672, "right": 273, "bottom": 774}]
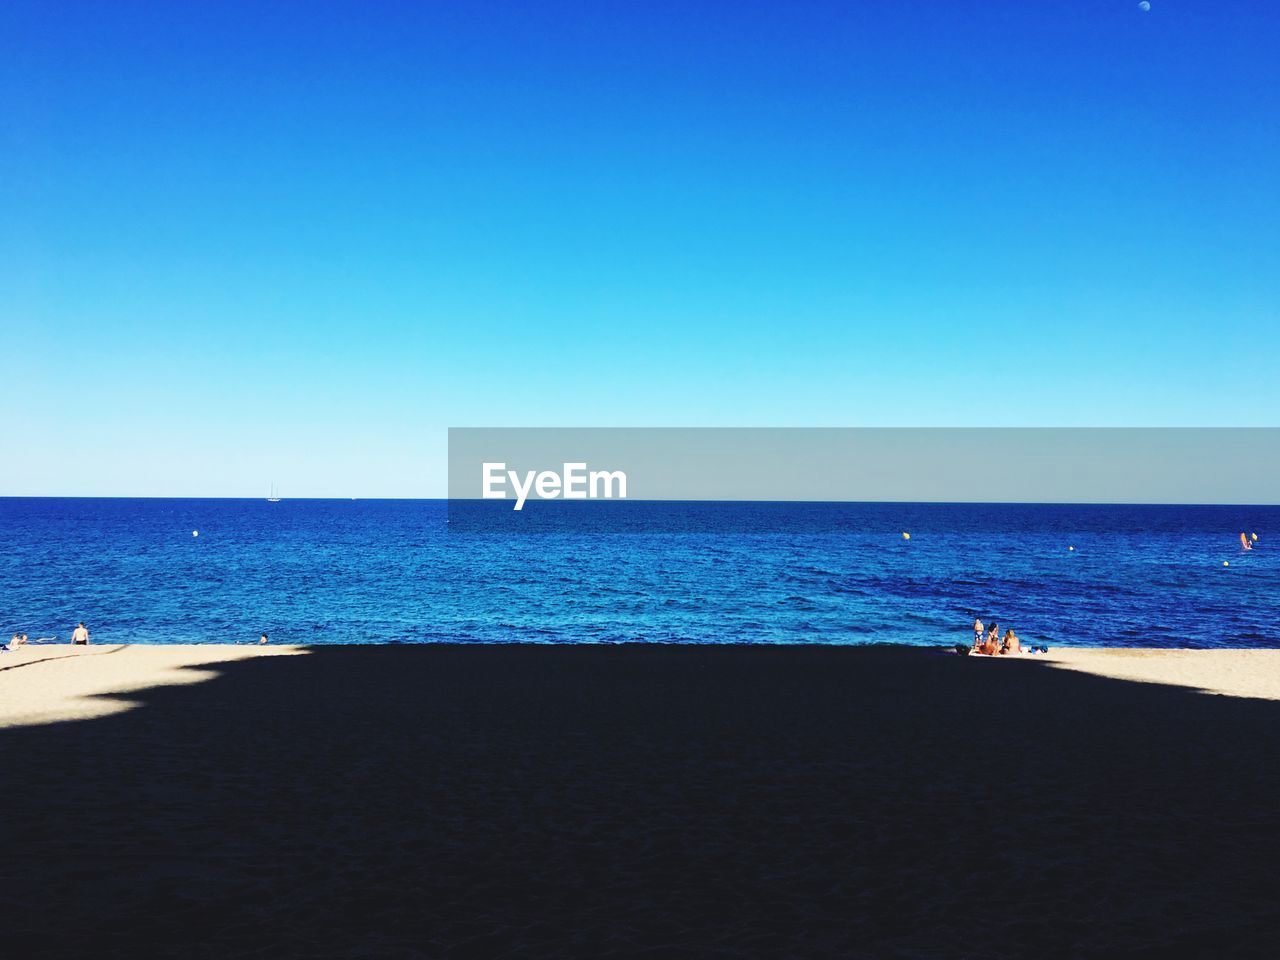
[
  {"left": 1068, "top": 546, "right": 1074, "bottom": 551},
  {"left": 1252, "top": 532, "right": 1259, "bottom": 542},
  {"left": 1223, "top": 561, "right": 1229, "bottom": 567},
  {"left": 902, "top": 532, "right": 910, "bottom": 540}
]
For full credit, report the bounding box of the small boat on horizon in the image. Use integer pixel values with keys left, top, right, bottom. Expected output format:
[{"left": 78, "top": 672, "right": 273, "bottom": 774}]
[{"left": 267, "top": 483, "right": 282, "bottom": 503}]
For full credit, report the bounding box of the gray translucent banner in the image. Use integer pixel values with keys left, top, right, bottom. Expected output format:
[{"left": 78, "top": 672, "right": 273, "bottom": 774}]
[{"left": 449, "top": 428, "right": 1278, "bottom": 506}]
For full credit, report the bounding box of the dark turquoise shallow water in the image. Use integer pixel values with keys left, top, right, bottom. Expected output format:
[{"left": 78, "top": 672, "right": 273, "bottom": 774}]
[{"left": 0, "top": 499, "right": 1275, "bottom": 648}]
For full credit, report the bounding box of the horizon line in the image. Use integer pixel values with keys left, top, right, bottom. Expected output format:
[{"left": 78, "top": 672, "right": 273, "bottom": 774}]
[{"left": 2, "top": 496, "right": 1277, "bottom": 508}]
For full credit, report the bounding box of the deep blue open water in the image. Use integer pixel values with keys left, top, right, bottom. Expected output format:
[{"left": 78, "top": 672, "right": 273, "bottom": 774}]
[{"left": 1, "top": 499, "right": 1275, "bottom": 648}]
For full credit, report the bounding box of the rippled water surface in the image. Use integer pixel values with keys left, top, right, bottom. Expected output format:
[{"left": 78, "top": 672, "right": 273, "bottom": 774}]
[{"left": 1, "top": 499, "right": 1275, "bottom": 647}]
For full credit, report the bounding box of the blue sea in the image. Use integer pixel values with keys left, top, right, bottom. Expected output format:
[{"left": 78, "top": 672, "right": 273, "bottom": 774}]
[{"left": 1, "top": 499, "right": 1275, "bottom": 648}]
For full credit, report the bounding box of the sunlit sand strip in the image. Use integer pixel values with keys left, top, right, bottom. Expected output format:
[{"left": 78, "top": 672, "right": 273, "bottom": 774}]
[
  {"left": 0, "top": 644, "right": 306, "bottom": 729},
  {"left": 1039, "top": 648, "right": 1280, "bottom": 702}
]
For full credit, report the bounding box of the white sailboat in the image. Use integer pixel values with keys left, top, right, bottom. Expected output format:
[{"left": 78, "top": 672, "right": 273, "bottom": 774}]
[{"left": 267, "top": 482, "right": 281, "bottom": 503}]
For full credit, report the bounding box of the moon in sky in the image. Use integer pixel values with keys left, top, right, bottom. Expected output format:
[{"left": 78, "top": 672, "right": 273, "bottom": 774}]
[{"left": 1138, "top": 1, "right": 1151, "bottom": 10}]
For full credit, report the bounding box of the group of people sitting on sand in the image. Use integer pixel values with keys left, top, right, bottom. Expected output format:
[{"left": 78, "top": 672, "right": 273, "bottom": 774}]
[{"left": 962, "top": 618, "right": 1047, "bottom": 656}]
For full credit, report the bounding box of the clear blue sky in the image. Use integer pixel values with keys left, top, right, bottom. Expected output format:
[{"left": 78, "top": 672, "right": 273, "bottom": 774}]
[{"left": 3, "top": 1, "right": 1277, "bottom": 496}]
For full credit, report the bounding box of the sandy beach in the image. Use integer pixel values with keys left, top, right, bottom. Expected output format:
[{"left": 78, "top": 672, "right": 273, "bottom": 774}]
[{"left": 3, "top": 643, "right": 1279, "bottom": 957}]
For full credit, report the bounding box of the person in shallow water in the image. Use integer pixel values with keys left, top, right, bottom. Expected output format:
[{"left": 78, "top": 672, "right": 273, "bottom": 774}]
[
  {"left": 259, "top": 633, "right": 269, "bottom": 645},
  {"left": 71, "top": 622, "right": 90, "bottom": 645},
  {"left": 973, "top": 617, "right": 984, "bottom": 647}
]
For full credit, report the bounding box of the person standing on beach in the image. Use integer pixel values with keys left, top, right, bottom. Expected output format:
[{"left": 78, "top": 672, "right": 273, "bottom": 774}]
[
  {"left": 71, "top": 622, "right": 90, "bottom": 645},
  {"left": 973, "top": 618, "right": 984, "bottom": 647}
]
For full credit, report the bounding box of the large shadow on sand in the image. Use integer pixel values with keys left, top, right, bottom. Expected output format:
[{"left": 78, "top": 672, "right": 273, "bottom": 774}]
[{"left": 2, "top": 645, "right": 1278, "bottom": 959}]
